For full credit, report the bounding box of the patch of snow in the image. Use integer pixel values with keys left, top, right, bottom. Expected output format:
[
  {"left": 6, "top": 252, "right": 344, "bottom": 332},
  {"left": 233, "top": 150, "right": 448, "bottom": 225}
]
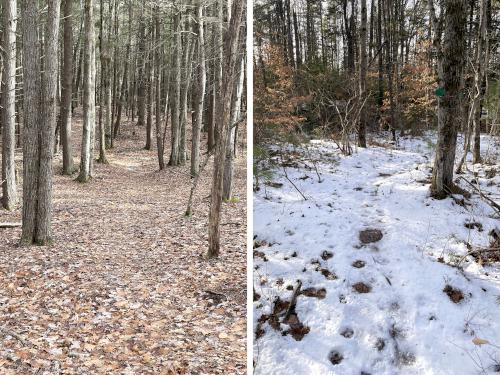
[{"left": 254, "top": 133, "right": 500, "bottom": 375}]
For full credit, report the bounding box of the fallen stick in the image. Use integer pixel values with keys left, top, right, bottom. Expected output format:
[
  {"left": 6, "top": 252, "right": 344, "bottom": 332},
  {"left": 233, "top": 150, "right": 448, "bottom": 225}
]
[
  {"left": 283, "top": 167, "right": 308, "bottom": 201},
  {"left": 459, "top": 176, "right": 500, "bottom": 213},
  {"left": 284, "top": 280, "right": 302, "bottom": 322},
  {"left": 0, "top": 222, "right": 21, "bottom": 229}
]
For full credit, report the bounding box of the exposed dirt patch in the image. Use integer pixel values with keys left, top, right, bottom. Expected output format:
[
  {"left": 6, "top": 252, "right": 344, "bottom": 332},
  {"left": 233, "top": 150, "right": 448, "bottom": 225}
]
[
  {"left": 328, "top": 350, "right": 344, "bottom": 365},
  {"left": 443, "top": 285, "right": 464, "bottom": 303},
  {"left": 472, "top": 230, "right": 500, "bottom": 265},
  {"left": 352, "top": 260, "right": 366, "bottom": 268},
  {"left": 254, "top": 239, "right": 268, "bottom": 248},
  {"left": 321, "top": 250, "right": 334, "bottom": 260},
  {"left": 464, "top": 221, "right": 483, "bottom": 231},
  {"left": 320, "top": 268, "right": 338, "bottom": 280},
  {"left": 359, "top": 229, "right": 383, "bottom": 244},
  {"left": 375, "top": 338, "right": 386, "bottom": 351},
  {"left": 301, "top": 287, "right": 327, "bottom": 299},
  {"left": 283, "top": 313, "right": 310, "bottom": 341},
  {"left": 265, "top": 181, "right": 284, "bottom": 188},
  {"left": 253, "top": 250, "right": 268, "bottom": 261},
  {"left": 340, "top": 327, "right": 354, "bottom": 338},
  {"left": 353, "top": 282, "right": 372, "bottom": 293},
  {"left": 396, "top": 351, "right": 416, "bottom": 366}
]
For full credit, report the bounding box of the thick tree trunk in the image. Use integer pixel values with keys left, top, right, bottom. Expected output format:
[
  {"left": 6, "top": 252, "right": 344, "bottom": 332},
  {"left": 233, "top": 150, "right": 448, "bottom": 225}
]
[
  {"left": 21, "top": 0, "right": 41, "bottom": 244},
  {"left": 36, "top": 0, "right": 61, "bottom": 243},
  {"left": 207, "top": 0, "right": 244, "bottom": 258},
  {"left": 78, "top": 0, "right": 96, "bottom": 182},
  {"left": 1, "top": 0, "right": 18, "bottom": 210},
  {"left": 430, "top": 0, "right": 466, "bottom": 198},
  {"left": 60, "top": 0, "right": 75, "bottom": 175}
]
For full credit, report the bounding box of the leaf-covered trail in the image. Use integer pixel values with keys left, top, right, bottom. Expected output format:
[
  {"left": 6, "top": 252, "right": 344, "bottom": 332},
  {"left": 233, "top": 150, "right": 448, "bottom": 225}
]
[{"left": 0, "top": 113, "right": 247, "bottom": 374}]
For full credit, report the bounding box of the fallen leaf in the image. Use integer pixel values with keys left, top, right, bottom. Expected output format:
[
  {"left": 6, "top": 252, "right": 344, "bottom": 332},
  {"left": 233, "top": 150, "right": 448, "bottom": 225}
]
[{"left": 472, "top": 337, "right": 490, "bottom": 346}]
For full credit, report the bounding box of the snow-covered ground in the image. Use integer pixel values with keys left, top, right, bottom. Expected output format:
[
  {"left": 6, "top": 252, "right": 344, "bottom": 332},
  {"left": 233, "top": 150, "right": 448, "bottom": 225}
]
[{"left": 253, "top": 133, "right": 500, "bottom": 375}]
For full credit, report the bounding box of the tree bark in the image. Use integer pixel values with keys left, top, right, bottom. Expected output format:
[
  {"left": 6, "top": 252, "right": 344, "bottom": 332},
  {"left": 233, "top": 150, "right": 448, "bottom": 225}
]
[
  {"left": 358, "top": 0, "right": 368, "bottom": 147},
  {"left": 222, "top": 53, "right": 244, "bottom": 200},
  {"left": 113, "top": 0, "right": 132, "bottom": 138},
  {"left": 20, "top": 0, "right": 41, "bottom": 243},
  {"left": 207, "top": 0, "right": 244, "bottom": 258},
  {"left": 168, "top": 11, "right": 182, "bottom": 166},
  {"left": 1, "top": 0, "right": 19, "bottom": 210},
  {"left": 472, "top": 0, "right": 487, "bottom": 164},
  {"left": 154, "top": 6, "right": 165, "bottom": 170},
  {"left": 430, "top": 0, "right": 466, "bottom": 198},
  {"left": 60, "top": 0, "right": 75, "bottom": 175},
  {"left": 191, "top": 0, "right": 206, "bottom": 177},
  {"left": 36, "top": 0, "right": 61, "bottom": 243},
  {"left": 145, "top": 22, "right": 153, "bottom": 151},
  {"left": 137, "top": 17, "right": 146, "bottom": 128},
  {"left": 179, "top": 11, "right": 195, "bottom": 164},
  {"left": 78, "top": 0, "right": 96, "bottom": 182}
]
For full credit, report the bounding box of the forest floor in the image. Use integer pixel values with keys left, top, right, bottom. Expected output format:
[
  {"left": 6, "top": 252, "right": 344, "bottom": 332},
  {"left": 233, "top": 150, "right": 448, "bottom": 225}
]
[
  {"left": 253, "top": 133, "right": 500, "bottom": 375},
  {"left": 0, "top": 109, "right": 247, "bottom": 374}
]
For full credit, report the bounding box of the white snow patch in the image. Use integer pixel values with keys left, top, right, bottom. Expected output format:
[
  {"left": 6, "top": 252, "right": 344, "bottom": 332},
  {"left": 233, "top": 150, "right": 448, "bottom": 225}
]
[{"left": 254, "top": 133, "right": 500, "bottom": 375}]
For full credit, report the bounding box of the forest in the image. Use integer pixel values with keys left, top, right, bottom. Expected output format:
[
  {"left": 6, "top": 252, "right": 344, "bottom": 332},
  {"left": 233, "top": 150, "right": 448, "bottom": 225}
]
[
  {"left": 253, "top": 0, "right": 500, "bottom": 373},
  {"left": 0, "top": 0, "right": 247, "bottom": 373}
]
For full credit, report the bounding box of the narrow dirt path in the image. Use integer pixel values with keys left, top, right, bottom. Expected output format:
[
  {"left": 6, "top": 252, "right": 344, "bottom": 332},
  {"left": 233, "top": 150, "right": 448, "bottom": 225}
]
[{"left": 0, "top": 113, "right": 247, "bottom": 374}]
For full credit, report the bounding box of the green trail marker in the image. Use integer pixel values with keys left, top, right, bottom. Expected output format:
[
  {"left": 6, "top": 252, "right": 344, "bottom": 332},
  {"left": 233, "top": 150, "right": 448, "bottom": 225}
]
[{"left": 435, "top": 87, "right": 445, "bottom": 97}]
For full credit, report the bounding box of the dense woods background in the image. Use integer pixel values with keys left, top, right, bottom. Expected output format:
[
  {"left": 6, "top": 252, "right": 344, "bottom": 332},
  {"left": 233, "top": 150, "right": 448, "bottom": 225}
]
[
  {"left": 0, "top": 0, "right": 246, "bottom": 253},
  {"left": 254, "top": 0, "right": 499, "bottom": 196}
]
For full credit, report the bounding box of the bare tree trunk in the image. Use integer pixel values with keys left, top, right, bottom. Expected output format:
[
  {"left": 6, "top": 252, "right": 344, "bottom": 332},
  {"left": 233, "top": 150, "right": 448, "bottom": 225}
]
[
  {"left": 430, "top": 0, "right": 466, "bottom": 198},
  {"left": 358, "top": 0, "right": 368, "bottom": 147},
  {"left": 36, "top": 0, "right": 61, "bottom": 243},
  {"left": 293, "top": 9, "right": 302, "bottom": 67},
  {"left": 377, "top": 0, "right": 384, "bottom": 109},
  {"left": 60, "top": 0, "right": 75, "bottom": 175},
  {"left": 137, "top": 17, "right": 146, "bottom": 128},
  {"left": 113, "top": 0, "right": 132, "bottom": 138},
  {"left": 222, "top": 54, "right": 244, "bottom": 200},
  {"left": 78, "top": 0, "right": 96, "bottom": 182},
  {"left": 145, "top": 22, "right": 153, "bottom": 151},
  {"left": 168, "top": 11, "right": 182, "bottom": 166},
  {"left": 74, "top": 38, "right": 84, "bottom": 108},
  {"left": 472, "top": 0, "right": 487, "bottom": 164},
  {"left": 179, "top": 10, "right": 194, "bottom": 164},
  {"left": 20, "top": 0, "right": 41, "bottom": 243},
  {"left": 154, "top": 6, "right": 165, "bottom": 170},
  {"left": 1, "top": 0, "right": 18, "bottom": 210},
  {"left": 110, "top": 0, "right": 118, "bottom": 148},
  {"left": 191, "top": 0, "right": 206, "bottom": 177},
  {"left": 97, "top": 0, "right": 109, "bottom": 163},
  {"left": 207, "top": 0, "right": 244, "bottom": 258}
]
